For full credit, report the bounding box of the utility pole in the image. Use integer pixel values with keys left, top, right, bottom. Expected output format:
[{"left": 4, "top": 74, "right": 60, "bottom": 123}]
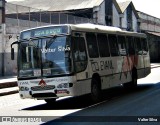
[{"left": 0, "top": 0, "right": 5, "bottom": 76}]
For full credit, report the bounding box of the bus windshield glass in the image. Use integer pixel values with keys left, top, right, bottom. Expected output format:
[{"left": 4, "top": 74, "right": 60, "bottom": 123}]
[{"left": 18, "top": 36, "right": 72, "bottom": 78}]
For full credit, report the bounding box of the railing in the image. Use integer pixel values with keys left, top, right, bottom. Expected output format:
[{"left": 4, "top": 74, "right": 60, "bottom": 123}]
[{"left": 6, "top": 3, "right": 95, "bottom": 29}]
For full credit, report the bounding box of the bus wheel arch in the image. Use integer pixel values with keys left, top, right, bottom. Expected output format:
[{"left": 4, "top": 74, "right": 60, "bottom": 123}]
[
  {"left": 90, "top": 73, "right": 102, "bottom": 102},
  {"left": 131, "top": 67, "right": 137, "bottom": 87},
  {"left": 123, "top": 67, "right": 137, "bottom": 88}
]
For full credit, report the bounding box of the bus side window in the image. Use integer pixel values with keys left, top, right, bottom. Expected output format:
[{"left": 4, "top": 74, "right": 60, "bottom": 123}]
[
  {"left": 117, "top": 35, "right": 127, "bottom": 56},
  {"left": 126, "top": 36, "right": 135, "bottom": 55},
  {"left": 71, "top": 36, "right": 87, "bottom": 72},
  {"left": 134, "top": 37, "right": 142, "bottom": 55},
  {"left": 86, "top": 33, "right": 99, "bottom": 58},
  {"left": 97, "top": 34, "right": 110, "bottom": 57},
  {"left": 108, "top": 34, "right": 119, "bottom": 56},
  {"left": 141, "top": 38, "right": 148, "bottom": 55}
]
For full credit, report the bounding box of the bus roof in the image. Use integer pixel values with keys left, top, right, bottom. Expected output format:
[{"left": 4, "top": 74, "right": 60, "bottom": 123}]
[
  {"left": 21, "top": 23, "right": 146, "bottom": 38},
  {"left": 70, "top": 24, "right": 146, "bottom": 38}
]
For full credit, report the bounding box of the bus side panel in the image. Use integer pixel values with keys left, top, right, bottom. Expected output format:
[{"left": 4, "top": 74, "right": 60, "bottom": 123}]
[
  {"left": 136, "top": 54, "right": 145, "bottom": 79},
  {"left": 92, "top": 58, "right": 114, "bottom": 90},
  {"left": 143, "top": 52, "right": 151, "bottom": 77},
  {"left": 74, "top": 66, "right": 92, "bottom": 96},
  {"left": 111, "top": 56, "right": 132, "bottom": 87}
]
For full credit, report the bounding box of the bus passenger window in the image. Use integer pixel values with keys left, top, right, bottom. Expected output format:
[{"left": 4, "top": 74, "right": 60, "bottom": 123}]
[
  {"left": 126, "top": 36, "right": 135, "bottom": 55},
  {"left": 141, "top": 38, "right": 148, "bottom": 55},
  {"left": 117, "top": 35, "right": 127, "bottom": 56},
  {"left": 86, "top": 33, "right": 99, "bottom": 58},
  {"left": 97, "top": 34, "right": 110, "bottom": 57},
  {"left": 108, "top": 34, "right": 119, "bottom": 56},
  {"left": 72, "top": 36, "right": 87, "bottom": 72},
  {"left": 134, "top": 37, "right": 142, "bottom": 55}
]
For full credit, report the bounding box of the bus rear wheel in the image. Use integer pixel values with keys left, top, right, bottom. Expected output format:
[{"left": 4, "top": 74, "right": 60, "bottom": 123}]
[
  {"left": 90, "top": 78, "right": 101, "bottom": 103},
  {"left": 45, "top": 98, "right": 56, "bottom": 104},
  {"left": 123, "top": 69, "right": 137, "bottom": 89}
]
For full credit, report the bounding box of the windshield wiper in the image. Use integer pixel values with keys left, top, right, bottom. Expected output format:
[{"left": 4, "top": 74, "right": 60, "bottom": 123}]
[
  {"left": 45, "top": 34, "right": 68, "bottom": 49},
  {"left": 45, "top": 35, "right": 57, "bottom": 49}
]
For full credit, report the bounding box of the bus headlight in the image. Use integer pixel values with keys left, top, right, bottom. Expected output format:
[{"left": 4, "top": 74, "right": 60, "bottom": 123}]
[
  {"left": 25, "top": 87, "right": 29, "bottom": 91},
  {"left": 19, "top": 86, "right": 25, "bottom": 91},
  {"left": 57, "top": 83, "right": 69, "bottom": 88},
  {"left": 57, "top": 83, "right": 73, "bottom": 88},
  {"left": 19, "top": 86, "right": 29, "bottom": 91}
]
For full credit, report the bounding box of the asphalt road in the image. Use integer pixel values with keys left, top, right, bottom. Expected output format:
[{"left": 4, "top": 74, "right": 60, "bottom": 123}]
[{"left": 0, "top": 67, "right": 160, "bottom": 125}]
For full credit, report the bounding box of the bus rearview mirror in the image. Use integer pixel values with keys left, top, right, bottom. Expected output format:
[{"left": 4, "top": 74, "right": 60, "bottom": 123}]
[{"left": 11, "top": 48, "right": 14, "bottom": 60}]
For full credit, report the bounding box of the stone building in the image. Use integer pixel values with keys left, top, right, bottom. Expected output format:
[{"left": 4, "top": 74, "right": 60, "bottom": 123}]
[
  {"left": 137, "top": 11, "right": 160, "bottom": 62},
  {"left": 9, "top": 0, "right": 140, "bottom": 32}
]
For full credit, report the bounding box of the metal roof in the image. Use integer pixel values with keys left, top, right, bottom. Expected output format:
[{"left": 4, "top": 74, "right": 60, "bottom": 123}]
[
  {"left": 148, "top": 32, "right": 160, "bottom": 37},
  {"left": 9, "top": 0, "right": 104, "bottom": 11},
  {"left": 117, "top": 0, "right": 139, "bottom": 18},
  {"left": 117, "top": 0, "right": 131, "bottom": 13}
]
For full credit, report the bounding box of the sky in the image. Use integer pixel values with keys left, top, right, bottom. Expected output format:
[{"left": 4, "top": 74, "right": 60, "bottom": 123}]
[
  {"left": 117, "top": 0, "right": 160, "bottom": 18},
  {"left": 6, "top": 0, "right": 160, "bottom": 18}
]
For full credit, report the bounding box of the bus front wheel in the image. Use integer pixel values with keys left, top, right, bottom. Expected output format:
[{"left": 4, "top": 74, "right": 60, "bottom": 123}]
[{"left": 90, "top": 78, "right": 101, "bottom": 103}]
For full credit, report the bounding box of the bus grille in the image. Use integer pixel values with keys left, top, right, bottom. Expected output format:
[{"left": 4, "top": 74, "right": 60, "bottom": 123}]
[
  {"left": 32, "top": 93, "right": 57, "bottom": 98},
  {"left": 31, "top": 85, "right": 55, "bottom": 91}
]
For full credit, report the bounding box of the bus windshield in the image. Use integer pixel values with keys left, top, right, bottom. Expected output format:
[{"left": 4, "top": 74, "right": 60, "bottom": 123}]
[{"left": 18, "top": 36, "right": 72, "bottom": 78}]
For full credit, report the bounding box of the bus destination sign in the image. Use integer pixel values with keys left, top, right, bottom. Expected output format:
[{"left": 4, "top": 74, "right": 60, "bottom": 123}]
[
  {"left": 20, "top": 26, "right": 68, "bottom": 39},
  {"left": 34, "top": 27, "right": 62, "bottom": 37}
]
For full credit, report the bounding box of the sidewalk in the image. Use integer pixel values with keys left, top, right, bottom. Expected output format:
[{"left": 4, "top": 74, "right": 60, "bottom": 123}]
[
  {"left": 150, "top": 63, "right": 160, "bottom": 68},
  {"left": 0, "top": 63, "right": 160, "bottom": 96},
  {"left": 0, "top": 76, "right": 18, "bottom": 96}
]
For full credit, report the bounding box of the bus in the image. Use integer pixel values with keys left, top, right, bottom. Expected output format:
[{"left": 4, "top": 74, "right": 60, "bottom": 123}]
[{"left": 11, "top": 24, "right": 151, "bottom": 103}]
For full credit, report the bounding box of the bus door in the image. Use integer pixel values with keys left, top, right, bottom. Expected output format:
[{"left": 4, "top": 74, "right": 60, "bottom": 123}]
[
  {"left": 85, "top": 33, "right": 100, "bottom": 76},
  {"left": 134, "top": 37, "right": 144, "bottom": 67},
  {"left": 108, "top": 34, "right": 123, "bottom": 85},
  {"left": 141, "top": 38, "right": 150, "bottom": 76},
  {"left": 117, "top": 35, "right": 129, "bottom": 82},
  {"left": 71, "top": 32, "right": 89, "bottom": 94},
  {"left": 126, "top": 36, "right": 137, "bottom": 69},
  {"left": 134, "top": 37, "right": 146, "bottom": 78}
]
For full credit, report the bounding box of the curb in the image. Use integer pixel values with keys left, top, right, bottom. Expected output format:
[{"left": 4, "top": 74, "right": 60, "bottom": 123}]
[
  {"left": 0, "top": 81, "right": 18, "bottom": 96},
  {"left": 151, "top": 66, "right": 160, "bottom": 69},
  {"left": 0, "top": 81, "right": 17, "bottom": 89},
  {"left": 0, "top": 89, "right": 18, "bottom": 96}
]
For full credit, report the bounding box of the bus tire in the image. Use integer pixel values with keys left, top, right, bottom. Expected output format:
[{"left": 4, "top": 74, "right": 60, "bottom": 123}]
[
  {"left": 45, "top": 98, "right": 56, "bottom": 104},
  {"left": 131, "top": 70, "right": 137, "bottom": 88},
  {"left": 90, "top": 77, "right": 101, "bottom": 103},
  {"left": 123, "top": 68, "right": 137, "bottom": 89}
]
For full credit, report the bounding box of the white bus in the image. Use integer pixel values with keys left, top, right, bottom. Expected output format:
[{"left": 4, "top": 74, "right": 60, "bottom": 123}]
[{"left": 11, "top": 24, "right": 150, "bottom": 103}]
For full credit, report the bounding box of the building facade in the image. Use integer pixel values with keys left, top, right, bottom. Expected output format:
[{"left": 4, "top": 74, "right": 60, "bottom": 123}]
[{"left": 138, "top": 11, "right": 160, "bottom": 62}]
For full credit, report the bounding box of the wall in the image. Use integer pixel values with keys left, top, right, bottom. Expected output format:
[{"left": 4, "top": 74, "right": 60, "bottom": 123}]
[
  {"left": 112, "top": 3, "right": 119, "bottom": 27},
  {"left": 1, "top": 16, "right": 94, "bottom": 76},
  {"left": 93, "top": 0, "right": 106, "bottom": 25},
  {"left": 0, "top": 18, "right": 51, "bottom": 76},
  {"left": 132, "top": 11, "right": 137, "bottom": 32},
  {"left": 138, "top": 12, "right": 160, "bottom": 63},
  {"left": 121, "top": 11, "right": 127, "bottom": 30},
  {"left": 97, "top": 1, "right": 106, "bottom": 25},
  {"left": 148, "top": 34, "right": 160, "bottom": 62},
  {"left": 0, "top": 33, "right": 3, "bottom": 76},
  {"left": 138, "top": 12, "right": 160, "bottom": 32}
]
